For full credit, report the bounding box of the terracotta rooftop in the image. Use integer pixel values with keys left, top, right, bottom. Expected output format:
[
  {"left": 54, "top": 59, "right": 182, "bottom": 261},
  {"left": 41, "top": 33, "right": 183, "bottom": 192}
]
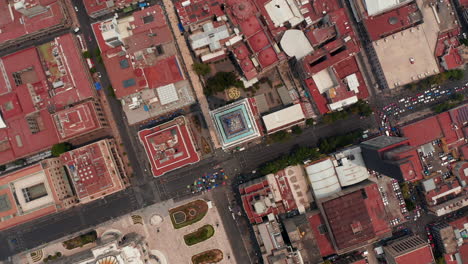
[
  {"left": 138, "top": 117, "right": 200, "bottom": 177},
  {"left": 0, "top": 0, "right": 64, "bottom": 44},
  {"left": 364, "top": 2, "right": 422, "bottom": 41},
  {"left": 60, "top": 140, "right": 125, "bottom": 202}
]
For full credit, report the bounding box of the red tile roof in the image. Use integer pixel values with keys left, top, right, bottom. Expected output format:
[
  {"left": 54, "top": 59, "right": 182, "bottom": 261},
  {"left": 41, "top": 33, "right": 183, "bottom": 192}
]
[
  {"left": 436, "top": 28, "right": 464, "bottom": 70},
  {"left": 364, "top": 2, "right": 421, "bottom": 41},
  {"left": 138, "top": 117, "right": 200, "bottom": 177},
  {"left": 0, "top": 37, "right": 95, "bottom": 164},
  {"left": 52, "top": 101, "right": 101, "bottom": 141},
  {"left": 239, "top": 170, "right": 299, "bottom": 224},
  {"left": 400, "top": 116, "right": 443, "bottom": 146},
  {"left": 248, "top": 31, "right": 270, "bottom": 53},
  {"left": 391, "top": 147, "right": 424, "bottom": 182},
  {"left": 0, "top": 0, "right": 64, "bottom": 44},
  {"left": 174, "top": 0, "right": 225, "bottom": 26},
  {"left": 307, "top": 212, "right": 336, "bottom": 257},
  {"left": 459, "top": 0, "right": 468, "bottom": 8},
  {"left": 0, "top": 164, "right": 59, "bottom": 230},
  {"left": 400, "top": 109, "right": 465, "bottom": 148},
  {"left": 394, "top": 244, "right": 434, "bottom": 264},
  {"left": 233, "top": 43, "right": 258, "bottom": 80},
  {"left": 239, "top": 16, "right": 263, "bottom": 38},
  {"left": 257, "top": 47, "right": 278, "bottom": 68},
  {"left": 92, "top": 5, "right": 178, "bottom": 99},
  {"left": 60, "top": 140, "right": 125, "bottom": 202},
  {"left": 460, "top": 244, "right": 468, "bottom": 264},
  {"left": 438, "top": 112, "right": 459, "bottom": 145},
  {"left": 227, "top": 0, "right": 256, "bottom": 22},
  {"left": 143, "top": 56, "right": 184, "bottom": 90},
  {"left": 322, "top": 182, "right": 390, "bottom": 251},
  {"left": 83, "top": 0, "right": 135, "bottom": 16},
  {"left": 304, "top": 56, "right": 369, "bottom": 113},
  {"left": 306, "top": 78, "right": 329, "bottom": 114},
  {"left": 224, "top": 0, "right": 285, "bottom": 78}
]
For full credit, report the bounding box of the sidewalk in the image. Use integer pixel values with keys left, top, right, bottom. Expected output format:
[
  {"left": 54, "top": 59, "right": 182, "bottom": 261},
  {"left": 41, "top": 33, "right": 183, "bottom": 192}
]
[{"left": 161, "top": 0, "right": 221, "bottom": 149}]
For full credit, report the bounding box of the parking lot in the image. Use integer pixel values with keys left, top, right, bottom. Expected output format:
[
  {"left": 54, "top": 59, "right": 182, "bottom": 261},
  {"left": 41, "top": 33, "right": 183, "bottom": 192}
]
[
  {"left": 372, "top": 174, "right": 407, "bottom": 228},
  {"left": 417, "top": 140, "right": 456, "bottom": 179}
]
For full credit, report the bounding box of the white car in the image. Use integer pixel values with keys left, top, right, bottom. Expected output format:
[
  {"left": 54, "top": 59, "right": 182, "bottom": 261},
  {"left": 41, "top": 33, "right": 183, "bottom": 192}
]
[{"left": 74, "top": 6, "right": 78, "bottom": 12}]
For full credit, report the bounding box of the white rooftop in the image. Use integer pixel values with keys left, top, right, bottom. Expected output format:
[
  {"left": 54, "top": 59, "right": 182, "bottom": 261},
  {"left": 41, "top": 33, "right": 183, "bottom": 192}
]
[
  {"left": 312, "top": 68, "right": 337, "bottom": 94},
  {"left": 305, "top": 159, "right": 342, "bottom": 200},
  {"left": 265, "top": 0, "right": 304, "bottom": 28},
  {"left": 157, "top": 84, "right": 179, "bottom": 105},
  {"left": 345, "top": 73, "right": 359, "bottom": 93},
  {"left": 280, "top": 29, "right": 313, "bottom": 59},
  {"left": 262, "top": 104, "right": 305, "bottom": 133},
  {"left": 189, "top": 22, "right": 230, "bottom": 51},
  {"left": 332, "top": 146, "right": 369, "bottom": 187},
  {"left": 365, "top": 0, "right": 413, "bottom": 16},
  {"left": 12, "top": 170, "right": 55, "bottom": 214},
  {"left": 328, "top": 95, "right": 358, "bottom": 111}
]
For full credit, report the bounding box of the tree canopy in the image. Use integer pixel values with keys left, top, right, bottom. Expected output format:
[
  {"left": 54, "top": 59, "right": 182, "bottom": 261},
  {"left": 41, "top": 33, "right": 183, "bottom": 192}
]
[
  {"left": 51, "top": 142, "right": 72, "bottom": 157},
  {"left": 204, "top": 72, "right": 244, "bottom": 96},
  {"left": 192, "top": 62, "right": 211, "bottom": 76}
]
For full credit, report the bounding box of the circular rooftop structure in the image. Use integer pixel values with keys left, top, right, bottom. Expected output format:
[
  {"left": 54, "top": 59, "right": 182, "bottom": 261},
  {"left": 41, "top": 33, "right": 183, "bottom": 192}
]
[
  {"left": 280, "top": 29, "right": 314, "bottom": 59},
  {"left": 150, "top": 214, "right": 163, "bottom": 226},
  {"left": 230, "top": 0, "right": 255, "bottom": 20}
]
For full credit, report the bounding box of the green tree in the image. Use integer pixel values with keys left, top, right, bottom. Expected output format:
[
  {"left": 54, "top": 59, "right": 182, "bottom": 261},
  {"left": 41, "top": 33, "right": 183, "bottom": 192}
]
[
  {"left": 446, "top": 69, "right": 464, "bottom": 80},
  {"left": 0, "top": 165, "right": 5, "bottom": 171},
  {"left": 436, "top": 256, "right": 446, "bottom": 264},
  {"left": 51, "top": 142, "right": 72, "bottom": 157},
  {"left": 94, "top": 47, "right": 101, "bottom": 57},
  {"left": 82, "top": 51, "right": 91, "bottom": 58},
  {"left": 269, "top": 130, "right": 290, "bottom": 142},
  {"left": 192, "top": 62, "right": 211, "bottom": 76},
  {"left": 14, "top": 159, "right": 26, "bottom": 166},
  {"left": 305, "top": 118, "right": 314, "bottom": 126},
  {"left": 205, "top": 72, "right": 244, "bottom": 95},
  {"left": 405, "top": 199, "right": 415, "bottom": 211},
  {"left": 291, "top": 125, "right": 302, "bottom": 135},
  {"left": 106, "top": 85, "right": 116, "bottom": 98},
  {"left": 401, "top": 182, "right": 411, "bottom": 199},
  {"left": 450, "top": 93, "right": 464, "bottom": 102}
]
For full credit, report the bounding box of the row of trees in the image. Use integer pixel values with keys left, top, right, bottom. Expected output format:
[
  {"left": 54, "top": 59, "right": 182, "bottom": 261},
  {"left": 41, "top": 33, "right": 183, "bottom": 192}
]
[
  {"left": 433, "top": 93, "right": 465, "bottom": 113},
  {"left": 318, "top": 130, "right": 363, "bottom": 154},
  {"left": 322, "top": 100, "right": 373, "bottom": 124},
  {"left": 260, "top": 146, "right": 321, "bottom": 175},
  {"left": 260, "top": 130, "right": 363, "bottom": 175},
  {"left": 405, "top": 69, "right": 465, "bottom": 91}
]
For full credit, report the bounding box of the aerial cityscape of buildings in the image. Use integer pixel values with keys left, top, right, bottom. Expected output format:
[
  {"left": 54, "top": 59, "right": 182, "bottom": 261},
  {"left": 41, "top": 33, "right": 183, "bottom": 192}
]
[{"left": 0, "top": 0, "right": 467, "bottom": 263}]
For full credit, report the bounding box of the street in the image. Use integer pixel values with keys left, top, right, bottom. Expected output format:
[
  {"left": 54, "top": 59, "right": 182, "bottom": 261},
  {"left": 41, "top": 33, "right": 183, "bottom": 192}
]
[
  {"left": 0, "top": 0, "right": 467, "bottom": 263},
  {"left": 0, "top": 109, "right": 376, "bottom": 261}
]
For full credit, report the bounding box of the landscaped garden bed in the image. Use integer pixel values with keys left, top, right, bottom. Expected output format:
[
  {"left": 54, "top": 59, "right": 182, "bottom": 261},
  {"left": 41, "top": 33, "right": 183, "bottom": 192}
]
[
  {"left": 62, "top": 231, "right": 97, "bottom": 250},
  {"left": 184, "top": 225, "right": 215, "bottom": 246},
  {"left": 192, "top": 249, "right": 223, "bottom": 264},
  {"left": 169, "top": 200, "right": 208, "bottom": 229}
]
